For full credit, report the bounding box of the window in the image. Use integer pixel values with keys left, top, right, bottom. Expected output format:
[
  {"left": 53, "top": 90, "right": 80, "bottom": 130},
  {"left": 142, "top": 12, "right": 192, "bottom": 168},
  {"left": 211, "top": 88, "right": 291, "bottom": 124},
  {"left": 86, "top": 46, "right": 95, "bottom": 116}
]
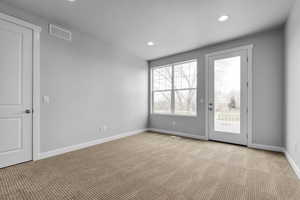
[
  {"left": 152, "top": 65, "right": 172, "bottom": 114},
  {"left": 151, "top": 60, "right": 197, "bottom": 116}
]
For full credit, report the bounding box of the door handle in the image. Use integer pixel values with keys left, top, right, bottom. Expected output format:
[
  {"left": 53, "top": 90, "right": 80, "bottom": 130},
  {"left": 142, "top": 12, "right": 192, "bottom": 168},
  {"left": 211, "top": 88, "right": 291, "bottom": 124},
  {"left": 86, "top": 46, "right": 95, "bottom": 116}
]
[
  {"left": 208, "top": 103, "right": 213, "bottom": 111},
  {"left": 25, "top": 109, "right": 32, "bottom": 114}
]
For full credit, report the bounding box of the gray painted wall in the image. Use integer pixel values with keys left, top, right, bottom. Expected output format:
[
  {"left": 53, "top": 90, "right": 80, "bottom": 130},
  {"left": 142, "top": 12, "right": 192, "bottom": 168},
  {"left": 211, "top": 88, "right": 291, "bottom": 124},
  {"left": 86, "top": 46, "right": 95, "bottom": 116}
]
[
  {"left": 0, "top": 2, "right": 148, "bottom": 153},
  {"left": 149, "top": 28, "right": 285, "bottom": 147},
  {"left": 285, "top": 0, "right": 300, "bottom": 168}
]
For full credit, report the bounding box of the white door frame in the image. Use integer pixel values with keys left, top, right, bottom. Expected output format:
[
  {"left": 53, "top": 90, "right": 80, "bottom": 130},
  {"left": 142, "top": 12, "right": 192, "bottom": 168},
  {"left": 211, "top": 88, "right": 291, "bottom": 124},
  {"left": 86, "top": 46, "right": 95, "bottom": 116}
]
[
  {"left": 205, "top": 44, "right": 253, "bottom": 146},
  {"left": 0, "top": 12, "right": 41, "bottom": 161}
]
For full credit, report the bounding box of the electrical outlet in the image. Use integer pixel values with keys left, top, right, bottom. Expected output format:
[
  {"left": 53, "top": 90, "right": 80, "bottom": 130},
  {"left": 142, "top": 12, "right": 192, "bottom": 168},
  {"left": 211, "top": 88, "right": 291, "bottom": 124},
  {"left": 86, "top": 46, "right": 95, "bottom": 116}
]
[
  {"left": 103, "top": 125, "right": 107, "bottom": 132},
  {"left": 42, "top": 96, "right": 50, "bottom": 104},
  {"left": 99, "top": 125, "right": 108, "bottom": 133}
]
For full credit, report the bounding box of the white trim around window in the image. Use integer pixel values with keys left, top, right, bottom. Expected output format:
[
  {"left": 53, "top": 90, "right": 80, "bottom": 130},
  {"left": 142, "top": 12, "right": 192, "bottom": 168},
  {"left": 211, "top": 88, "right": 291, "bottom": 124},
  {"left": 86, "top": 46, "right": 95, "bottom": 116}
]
[{"left": 150, "top": 59, "right": 198, "bottom": 117}]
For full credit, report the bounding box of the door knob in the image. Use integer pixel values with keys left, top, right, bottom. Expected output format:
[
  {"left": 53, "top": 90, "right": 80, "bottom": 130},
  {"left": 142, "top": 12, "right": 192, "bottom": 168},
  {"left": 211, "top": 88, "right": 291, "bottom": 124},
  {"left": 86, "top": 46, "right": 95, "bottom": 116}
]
[
  {"left": 25, "top": 109, "right": 32, "bottom": 114},
  {"left": 208, "top": 103, "right": 213, "bottom": 111}
]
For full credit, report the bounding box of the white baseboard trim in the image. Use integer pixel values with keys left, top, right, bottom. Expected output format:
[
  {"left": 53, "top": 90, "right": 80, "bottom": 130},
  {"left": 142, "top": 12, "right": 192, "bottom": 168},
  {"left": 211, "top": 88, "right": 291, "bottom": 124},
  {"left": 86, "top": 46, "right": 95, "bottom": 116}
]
[
  {"left": 149, "top": 129, "right": 284, "bottom": 152},
  {"left": 37, "top": 128, "right": 300, "bottom": 179},
  {"left": 38, "top": 129, "right": 147, "bottom": 160},
  {"left": 248, "top": 143, "right": 284, "bottom": 152},
  {"left": 284, "top": 150, "right": 300, "bottom": 179},
  {"left": 148, "top": 128, "right": 208, "bottom": 141}
]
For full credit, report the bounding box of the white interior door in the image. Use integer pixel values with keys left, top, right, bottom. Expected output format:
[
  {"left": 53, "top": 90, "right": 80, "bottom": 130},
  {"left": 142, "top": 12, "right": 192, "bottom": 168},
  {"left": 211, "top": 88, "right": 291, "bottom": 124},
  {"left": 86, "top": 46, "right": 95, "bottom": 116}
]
[
  {"left": 207, "top": 49, "right": 248, "bottom": 145},
  {"left": 0, "top": 18, "right": 33, "bottom": 168}
]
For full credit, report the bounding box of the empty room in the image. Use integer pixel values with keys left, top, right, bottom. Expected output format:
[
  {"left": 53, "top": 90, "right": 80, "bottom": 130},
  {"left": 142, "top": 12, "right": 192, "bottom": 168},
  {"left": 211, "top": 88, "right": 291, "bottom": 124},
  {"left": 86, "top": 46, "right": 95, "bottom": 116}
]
[{"left": 0, "top": 0, "right": 300, "bottom": 199}]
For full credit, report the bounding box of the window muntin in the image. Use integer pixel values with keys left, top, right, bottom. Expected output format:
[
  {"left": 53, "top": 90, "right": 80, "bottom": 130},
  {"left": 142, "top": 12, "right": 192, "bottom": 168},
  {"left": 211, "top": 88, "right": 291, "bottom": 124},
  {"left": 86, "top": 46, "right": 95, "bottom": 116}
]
[{"left": 151, "top": 60, "right": 197, "bottom": 116}]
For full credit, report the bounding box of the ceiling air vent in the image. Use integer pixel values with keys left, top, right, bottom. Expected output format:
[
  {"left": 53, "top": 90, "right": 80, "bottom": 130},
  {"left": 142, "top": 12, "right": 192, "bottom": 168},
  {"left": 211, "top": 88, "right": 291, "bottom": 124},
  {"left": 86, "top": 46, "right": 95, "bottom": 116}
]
[{"left": 49, "top": 24, "right": 72, "bottom": 41}]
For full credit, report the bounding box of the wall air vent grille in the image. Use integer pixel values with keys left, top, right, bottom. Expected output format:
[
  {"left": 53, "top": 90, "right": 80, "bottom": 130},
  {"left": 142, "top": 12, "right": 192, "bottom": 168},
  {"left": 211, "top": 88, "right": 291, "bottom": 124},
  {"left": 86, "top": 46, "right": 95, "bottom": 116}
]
[{"left": 49, "top": 24, "right": 72, "bottom": 41}]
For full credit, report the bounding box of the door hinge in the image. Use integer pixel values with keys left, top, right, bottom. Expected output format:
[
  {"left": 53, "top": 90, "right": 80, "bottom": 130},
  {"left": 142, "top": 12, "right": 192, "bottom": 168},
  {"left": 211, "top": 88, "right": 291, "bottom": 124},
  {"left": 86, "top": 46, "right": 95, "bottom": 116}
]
[
  {"left": 246, "top": 82, "right": 249, "bottom": 87},
  {"left": 246, "top": 107, "right": 248, "bottom": 113},
  {"left": 246, "top": 57, "right": 249, "bottom": 62}
]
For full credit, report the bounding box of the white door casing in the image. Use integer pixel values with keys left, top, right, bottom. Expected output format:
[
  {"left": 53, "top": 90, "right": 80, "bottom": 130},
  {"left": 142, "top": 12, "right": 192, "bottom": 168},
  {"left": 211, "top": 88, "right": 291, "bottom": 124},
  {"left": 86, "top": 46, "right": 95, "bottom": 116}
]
[
  {"left": 0, "top": 13, "right": 41, "bottom": 168},
  {"left": 206, "top": 46, "right": 253, "bottom": 146}
]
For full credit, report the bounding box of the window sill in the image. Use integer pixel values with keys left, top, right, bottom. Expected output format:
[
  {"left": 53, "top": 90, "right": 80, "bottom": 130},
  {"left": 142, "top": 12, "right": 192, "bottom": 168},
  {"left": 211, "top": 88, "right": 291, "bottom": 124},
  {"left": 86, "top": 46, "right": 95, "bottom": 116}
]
[{"left": 150, "top": 113, "right": 198, "bottom": 118}]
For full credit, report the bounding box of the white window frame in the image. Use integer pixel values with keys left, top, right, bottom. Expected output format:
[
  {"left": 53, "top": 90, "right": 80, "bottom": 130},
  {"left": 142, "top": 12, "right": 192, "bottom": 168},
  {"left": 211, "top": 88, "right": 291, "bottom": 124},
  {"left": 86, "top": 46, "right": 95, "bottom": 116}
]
[{"left": 151, "top": 59, "right": 197, "bottom": 117}]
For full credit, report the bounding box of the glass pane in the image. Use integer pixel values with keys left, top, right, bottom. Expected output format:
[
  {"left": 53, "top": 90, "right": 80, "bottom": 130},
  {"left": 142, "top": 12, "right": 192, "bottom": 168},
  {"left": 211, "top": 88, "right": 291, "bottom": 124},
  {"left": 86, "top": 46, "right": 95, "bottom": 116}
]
[
  {"left": 153, "top": 91, "right": 171, "bottom": 114},
  {"left": 214, "top": 56, "right": 241, "bottom": 134},
  {"left": 152, "top": 66, "right": 172, "bottom": 91},
  {"left": 175, "top": 89, "right": 197, "bottom": 115},
  {"left": 174, "top": 61, "right": 197, "bottom": 89}
]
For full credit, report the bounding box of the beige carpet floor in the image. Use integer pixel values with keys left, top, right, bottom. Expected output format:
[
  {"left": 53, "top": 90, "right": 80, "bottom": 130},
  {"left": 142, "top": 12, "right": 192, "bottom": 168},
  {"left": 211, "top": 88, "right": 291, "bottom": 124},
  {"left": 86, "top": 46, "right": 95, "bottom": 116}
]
[{"left": 0, "top": 131, "right": 299, "bottom": 200}]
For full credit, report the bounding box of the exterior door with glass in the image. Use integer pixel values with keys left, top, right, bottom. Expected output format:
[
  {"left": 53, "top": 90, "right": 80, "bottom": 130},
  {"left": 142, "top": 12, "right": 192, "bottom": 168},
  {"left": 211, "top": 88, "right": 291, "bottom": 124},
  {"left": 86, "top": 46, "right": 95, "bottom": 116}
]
[{"left": 207, "top": 48, "right": 249, "bottom": 145}]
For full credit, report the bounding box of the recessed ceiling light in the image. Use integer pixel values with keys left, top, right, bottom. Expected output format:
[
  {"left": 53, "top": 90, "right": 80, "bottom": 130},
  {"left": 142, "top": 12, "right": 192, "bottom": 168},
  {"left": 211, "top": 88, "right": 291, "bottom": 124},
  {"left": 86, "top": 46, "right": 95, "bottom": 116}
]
[
  {"left": 67, "top": 0, "right": 76, "bottom": 2},
  {"left": 147, "top": 41, "right": 155, "bottom": 46},
  {"left": 218, "top": 15, "right": 229, "bottom": 22}
]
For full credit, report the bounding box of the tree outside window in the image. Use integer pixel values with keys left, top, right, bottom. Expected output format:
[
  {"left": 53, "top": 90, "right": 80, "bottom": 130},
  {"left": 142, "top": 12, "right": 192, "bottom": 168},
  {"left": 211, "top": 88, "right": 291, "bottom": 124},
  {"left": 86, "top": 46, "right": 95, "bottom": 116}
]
[{"left": 151, "top": 60, "right": 197, "bottom": 116}]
